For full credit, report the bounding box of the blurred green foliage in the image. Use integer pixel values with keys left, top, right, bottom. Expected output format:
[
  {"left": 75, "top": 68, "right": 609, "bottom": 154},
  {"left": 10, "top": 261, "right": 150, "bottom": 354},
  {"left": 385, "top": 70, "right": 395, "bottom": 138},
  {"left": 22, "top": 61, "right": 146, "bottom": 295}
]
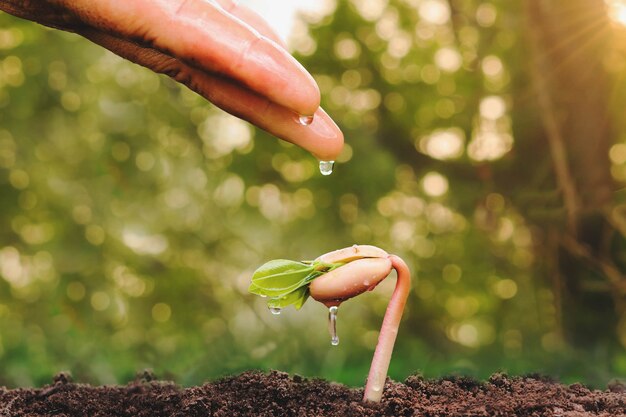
[{"left": 1, "top": 0, "right": 625, "bottom": 389}]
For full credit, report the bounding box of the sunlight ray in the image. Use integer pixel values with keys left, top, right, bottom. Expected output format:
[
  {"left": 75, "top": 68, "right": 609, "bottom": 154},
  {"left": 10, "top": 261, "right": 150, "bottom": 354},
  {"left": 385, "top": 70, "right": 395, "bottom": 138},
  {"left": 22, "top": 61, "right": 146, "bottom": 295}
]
[
  {"left": 517, "top": 4, "right": 611, "bottom": 108},
  {"left": 542, "top": 24, "right": 612, "bottom": 86},
  {"left": 535, "top": 16, "right": 607, "bottom": 64}
]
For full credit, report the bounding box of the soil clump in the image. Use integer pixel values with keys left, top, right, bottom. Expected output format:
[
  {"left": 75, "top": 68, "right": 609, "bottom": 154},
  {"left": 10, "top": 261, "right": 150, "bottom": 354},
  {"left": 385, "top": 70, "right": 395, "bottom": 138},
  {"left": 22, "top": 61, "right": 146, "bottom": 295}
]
[{"left": 1, "top": 371, "right": 624, "bottom": 416}]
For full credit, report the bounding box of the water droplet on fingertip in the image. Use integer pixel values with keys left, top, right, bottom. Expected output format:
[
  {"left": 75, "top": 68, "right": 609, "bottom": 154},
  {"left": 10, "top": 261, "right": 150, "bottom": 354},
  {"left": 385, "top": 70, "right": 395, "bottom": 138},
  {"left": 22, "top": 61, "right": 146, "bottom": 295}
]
[
  {"left": 296, "top": 114, "right": 314, "bottom": 126},
  {"left": 269, "top": 307, "right": 282, "bottom": 315},
  {"left": 319, "top": 160, "right": 335, "bottom": 176}
]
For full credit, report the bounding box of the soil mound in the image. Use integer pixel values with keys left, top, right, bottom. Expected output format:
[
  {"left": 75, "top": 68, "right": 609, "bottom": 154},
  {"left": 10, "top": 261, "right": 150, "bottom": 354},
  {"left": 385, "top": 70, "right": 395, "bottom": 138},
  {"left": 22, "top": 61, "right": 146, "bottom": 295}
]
[{"left": 0, "top": 371, "right": 624, "bottom": 416}]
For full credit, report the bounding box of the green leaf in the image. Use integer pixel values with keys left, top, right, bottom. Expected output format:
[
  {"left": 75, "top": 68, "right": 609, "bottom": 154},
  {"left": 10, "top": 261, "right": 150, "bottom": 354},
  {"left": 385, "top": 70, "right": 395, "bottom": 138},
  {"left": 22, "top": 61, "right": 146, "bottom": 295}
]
[
  {"left": 267, "top": 287, "right": 310, "bottom": 310},
  {"left": 249, "top": 259, "right": 314, "bottom": 297},
  {"left": 249, "top": 258, "right": 345, "bottom": 310}
]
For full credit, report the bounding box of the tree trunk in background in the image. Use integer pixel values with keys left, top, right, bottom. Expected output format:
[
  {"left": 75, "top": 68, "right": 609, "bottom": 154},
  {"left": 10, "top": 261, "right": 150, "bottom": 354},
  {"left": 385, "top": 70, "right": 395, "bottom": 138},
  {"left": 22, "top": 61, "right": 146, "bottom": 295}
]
[
  {"left": 529, "top": 0, "right": 613, "bottom": 213},
  {"left": 523, "top": 0, "right": 623, "bottom": 347}
]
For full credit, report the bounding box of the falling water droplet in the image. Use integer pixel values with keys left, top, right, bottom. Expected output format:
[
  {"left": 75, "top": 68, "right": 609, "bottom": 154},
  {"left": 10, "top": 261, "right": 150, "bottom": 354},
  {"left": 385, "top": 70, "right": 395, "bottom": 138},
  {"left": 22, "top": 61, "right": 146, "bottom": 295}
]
[
  {"left": 328, "top": 306, "right": 339, "bottom": 346},
  {"left": 269, "top": 307, "right": 282, "bottom": 315},
  {"left": 296, "top": 114, "right": 314, "bottom": 126},
  {"left": 319, "top": 160, "right": 335, "bottom": 176}
]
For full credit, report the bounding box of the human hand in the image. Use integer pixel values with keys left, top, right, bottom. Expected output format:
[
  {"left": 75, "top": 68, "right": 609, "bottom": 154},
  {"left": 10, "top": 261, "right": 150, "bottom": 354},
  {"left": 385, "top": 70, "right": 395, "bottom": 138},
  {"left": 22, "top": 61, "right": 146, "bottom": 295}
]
[{"left": 0, "top": 0, "right": 344, "bottom": 161}]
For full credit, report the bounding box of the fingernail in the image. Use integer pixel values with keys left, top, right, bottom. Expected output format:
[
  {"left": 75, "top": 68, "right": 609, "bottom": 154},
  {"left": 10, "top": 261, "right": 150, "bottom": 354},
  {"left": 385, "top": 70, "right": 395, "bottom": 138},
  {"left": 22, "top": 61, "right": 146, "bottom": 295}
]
[
  {"left": 308, "top": 109, "right": 341, "bottom": 140},
  {"left": 302, "top": 108, "right": 344, "bottom": 161}
]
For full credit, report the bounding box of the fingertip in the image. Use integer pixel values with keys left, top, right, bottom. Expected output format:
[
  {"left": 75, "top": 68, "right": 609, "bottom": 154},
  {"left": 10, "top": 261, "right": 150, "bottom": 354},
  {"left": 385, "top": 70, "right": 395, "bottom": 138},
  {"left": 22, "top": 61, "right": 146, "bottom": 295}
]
[
  {"left": 179, "top": 64, "right": 339, "bottom": 162},
  {"left": 312, "top": 130, "right": 344, "bottom": 162},
  {"left": 306, "top": 108, "right": 344, "bottom": 161}
]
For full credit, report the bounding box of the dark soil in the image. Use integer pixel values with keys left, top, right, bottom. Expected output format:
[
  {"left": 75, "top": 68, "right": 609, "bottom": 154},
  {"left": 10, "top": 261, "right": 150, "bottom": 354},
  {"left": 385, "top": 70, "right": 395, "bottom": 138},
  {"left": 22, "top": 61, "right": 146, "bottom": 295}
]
[{"left": 1, "top": 371, "right": 625, "bottom": 416}]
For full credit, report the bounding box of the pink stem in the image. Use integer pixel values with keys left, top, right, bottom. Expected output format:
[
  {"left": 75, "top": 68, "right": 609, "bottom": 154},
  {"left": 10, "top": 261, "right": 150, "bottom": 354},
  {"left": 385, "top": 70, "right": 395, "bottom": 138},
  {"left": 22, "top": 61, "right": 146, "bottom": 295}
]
[{"left": 363, "top": 254, "right": 411, "bottom": 402}]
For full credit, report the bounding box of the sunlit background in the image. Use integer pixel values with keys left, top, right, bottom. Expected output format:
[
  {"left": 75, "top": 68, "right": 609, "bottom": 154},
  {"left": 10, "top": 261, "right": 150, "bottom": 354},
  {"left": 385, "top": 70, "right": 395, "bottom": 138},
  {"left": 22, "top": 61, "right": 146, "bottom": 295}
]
[
  {"left": 608, "top": 0, "right": 626, "bottom": 26},
  {"left": 1, "top": 0, "right": 625, "bottom": 388}
]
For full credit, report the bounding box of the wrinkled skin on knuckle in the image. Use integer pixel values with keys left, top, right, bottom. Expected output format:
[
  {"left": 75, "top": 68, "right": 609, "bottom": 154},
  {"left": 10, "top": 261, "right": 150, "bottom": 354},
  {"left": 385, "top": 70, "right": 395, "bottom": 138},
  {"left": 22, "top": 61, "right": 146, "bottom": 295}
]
[
  {"left": 310, "top": 257, "right": 392, "bottom": 306},
  {"left": 136, "top": 52, "right": 194, "bottom": 89},
  {"left": 316, "top": 245, "right": 388, "bottom": 264},
  {"left": 165, "top": 63, "right": 193, "bottom": 87}
]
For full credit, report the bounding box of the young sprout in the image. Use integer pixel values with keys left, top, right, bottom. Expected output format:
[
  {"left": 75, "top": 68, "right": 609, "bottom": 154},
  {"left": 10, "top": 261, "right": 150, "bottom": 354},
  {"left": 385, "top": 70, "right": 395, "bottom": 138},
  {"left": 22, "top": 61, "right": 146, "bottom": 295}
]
[{"left": 249, "top": 244, "right": 411, "bottom": 403}]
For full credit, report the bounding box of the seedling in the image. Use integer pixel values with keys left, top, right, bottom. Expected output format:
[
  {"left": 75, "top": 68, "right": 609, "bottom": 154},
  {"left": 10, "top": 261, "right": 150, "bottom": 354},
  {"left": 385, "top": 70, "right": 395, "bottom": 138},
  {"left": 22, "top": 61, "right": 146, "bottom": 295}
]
[{"left": 249, "top": 244, "right": 411, "bottom": 402}]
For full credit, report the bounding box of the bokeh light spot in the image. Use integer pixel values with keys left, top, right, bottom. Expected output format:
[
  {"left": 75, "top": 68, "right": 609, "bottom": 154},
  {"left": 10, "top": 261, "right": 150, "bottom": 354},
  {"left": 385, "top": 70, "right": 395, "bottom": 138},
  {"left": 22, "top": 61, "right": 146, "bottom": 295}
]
[
  {"left": 482, "top": 55, "right": 504, "bottom": 78},
  {"left": 334, "top": 36, "right": 361, "bottom": 60},
  {"left": 85, "top": 224, "right": 106, "bottom": 246},
  {"left": 422, "top": 172, "right": 449, "bottom": 197},
  {"left": 152, "top": 303, "right": 172, "bottom": 323},
  {"left": 419, "top": 128, "right": 465, "bottom": 160},
  {"left": 476, "top": 3, "right": 497, "bottom": 27},
  {"left": 9, "top": 169, "right": 29, "bottom": 190},
  {"left": 67, "top": 282, "right": 86, "bottom": 301},
  {"left": 419, "top": 0, "right": 451, "bottom": 25},
  {"left": 91, "top": 291, "right": 111, "bottom": 311},
  {"left": 479, "top": 96, "right": 506, "bottom": 119},
  {"left": 443, "top": 264, "right": 462, "bottom": 283},
  {"left": 435, "top": 47, "right": 462, "bottom": 72},
  {"left": 493, "top": 279, "right": 518, "bottom": 299},
  {"left": 610, "top": 143, "right": 626, "bottom": 164}
]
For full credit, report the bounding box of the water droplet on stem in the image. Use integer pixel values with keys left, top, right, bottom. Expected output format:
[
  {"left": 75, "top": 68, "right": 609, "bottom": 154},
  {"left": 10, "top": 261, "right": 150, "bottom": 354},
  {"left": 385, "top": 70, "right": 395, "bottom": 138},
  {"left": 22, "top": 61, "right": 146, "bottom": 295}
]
[
  {"left": 319, "top": 160, "right": 335, "bottom": 176},
  {"left": 269, "top": 307, "right": 282, "bottom": 315},
  {"left": 328, "top": 306, "right": 339, "bottom": 346}
]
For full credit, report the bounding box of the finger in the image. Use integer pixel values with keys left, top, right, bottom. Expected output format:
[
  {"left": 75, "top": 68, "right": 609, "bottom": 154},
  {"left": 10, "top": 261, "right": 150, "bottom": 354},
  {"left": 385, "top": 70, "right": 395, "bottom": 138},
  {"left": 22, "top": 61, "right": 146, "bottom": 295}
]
[
  {"left": 64, "top": 0, "right": 319, "bottom": 116},
  {"left": 82, "top": 30, "right": 343, "bottom": 161},
  {"left": 214, "top": 0, "right": 287, "bottom": 49},
  {"left": 203, "top": 82, "right": 344, "bottom": 161}
]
